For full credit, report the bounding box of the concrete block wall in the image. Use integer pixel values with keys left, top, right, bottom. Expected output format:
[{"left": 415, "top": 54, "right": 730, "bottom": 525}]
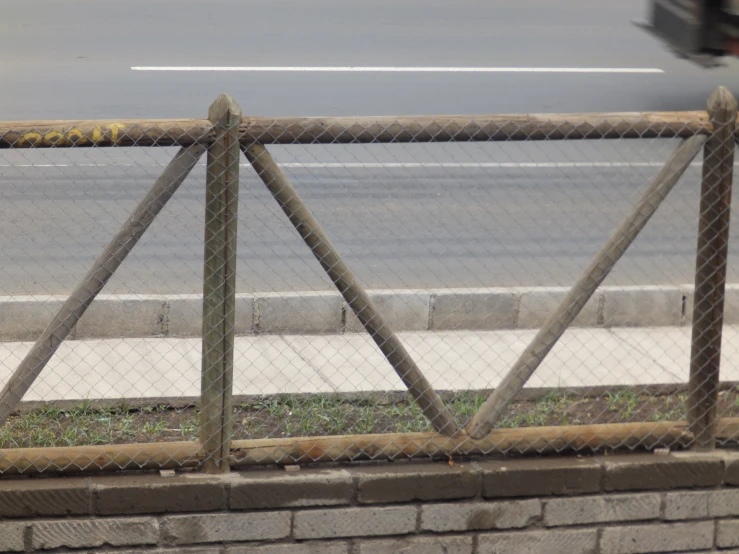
[
  {"left": 5, "top": 452, "right": 739, "bottom": 552},
  {"left": 3, "top": 284, "right": 737, "bottom": 340}
]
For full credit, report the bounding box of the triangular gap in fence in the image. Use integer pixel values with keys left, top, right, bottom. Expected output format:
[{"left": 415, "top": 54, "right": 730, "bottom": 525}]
[
  {"left": 465, "top": 100, "right": 735, "bottom": 439},
  {"left": 241, "top": 142, "right": 461, "bottom": 438},
  {"left": 0, "top": 144, "right": 206, "bottom": 428}
]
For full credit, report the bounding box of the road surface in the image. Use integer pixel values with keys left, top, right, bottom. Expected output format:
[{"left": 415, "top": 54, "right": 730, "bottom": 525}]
[
  {"left": 4, "top": 0, "right": 739, "bottom": 118},
  {"left": 2, "top": 0, "right": 739, "bottom": 295}
]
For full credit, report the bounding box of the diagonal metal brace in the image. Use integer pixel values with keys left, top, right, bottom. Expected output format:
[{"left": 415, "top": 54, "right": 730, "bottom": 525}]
[
  {"left": 467, "top": 134, "right": 708, "bottom": 439},
  {"left": 0, "top": 144, "right": 206, "bottom": 426},
  {"left": 242, "top": 143, "right": 460, "bottom": 437}
]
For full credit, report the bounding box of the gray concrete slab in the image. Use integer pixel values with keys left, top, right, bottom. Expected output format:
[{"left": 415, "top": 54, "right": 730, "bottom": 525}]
[{"left": 2, "top": 326, "right": 737, "bottom": 402}]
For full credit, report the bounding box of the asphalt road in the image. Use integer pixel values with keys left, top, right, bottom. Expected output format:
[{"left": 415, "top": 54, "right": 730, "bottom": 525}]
[
  {"left": 2, "top": 1, "right": 739, "bottom": 295},
  {"left": 1, "top": 141, "right": 738, "bottom": 295},
  {"left": 5, "top": 0, "right": 739, "bottom": 117}
]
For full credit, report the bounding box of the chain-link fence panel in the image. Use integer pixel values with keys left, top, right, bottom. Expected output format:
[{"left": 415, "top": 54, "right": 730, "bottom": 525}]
[
  {"left": 0, "top": 121, "right": 213, "bottom": 473},
  {"left": 0, "top": 92, "right": 737, "bottom": 474},
  {"left": 228, "top": 104, "right": 739, "bottom": 465}
]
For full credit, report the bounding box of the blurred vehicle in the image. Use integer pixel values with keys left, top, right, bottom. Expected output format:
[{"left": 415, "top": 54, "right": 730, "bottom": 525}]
[{"left": 637, "top": 0, "right": 739, "bottom": 66}]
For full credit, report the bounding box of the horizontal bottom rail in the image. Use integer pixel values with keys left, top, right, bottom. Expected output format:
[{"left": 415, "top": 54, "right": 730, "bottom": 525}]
[
  {"left": 0, "top": 441, "right": 203, "bottom": 475},
  {"left": 3, "top": 418, "right": 732, "bottom": 475},
  {"left": 229, "top": 420, "right": 696, "bottom": 466}
]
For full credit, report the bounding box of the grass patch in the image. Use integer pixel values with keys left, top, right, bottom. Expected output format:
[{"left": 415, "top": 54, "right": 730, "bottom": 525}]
[
  {"left": 0, "top": 403, "right": 199, "bottom": 449},
  {"left": 3, "top": 387, "right": 737, "bottom": 449}
]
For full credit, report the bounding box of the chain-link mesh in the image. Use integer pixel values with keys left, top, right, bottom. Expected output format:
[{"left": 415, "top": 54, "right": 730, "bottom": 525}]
[{"left": 0, "top": 99, "right": 738, "bottom": 474}]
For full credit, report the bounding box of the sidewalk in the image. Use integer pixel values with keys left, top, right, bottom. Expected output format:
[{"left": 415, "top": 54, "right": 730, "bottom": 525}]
[{"left": 1, "top": 326, "right": 737, "bottom": 403}]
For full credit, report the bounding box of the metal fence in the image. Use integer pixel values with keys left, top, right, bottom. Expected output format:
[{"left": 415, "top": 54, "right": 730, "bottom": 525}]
[{"left": 0, "top": 87, "right": 738, "bottom": 475}]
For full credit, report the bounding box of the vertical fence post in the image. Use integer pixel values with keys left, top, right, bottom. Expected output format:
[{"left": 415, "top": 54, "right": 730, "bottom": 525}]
[
  {"left": 200, "top": 94, "right": 242, "bottom": 473},
  {"left": 688, "top": 86, "right": 737, "bottom": 451}
]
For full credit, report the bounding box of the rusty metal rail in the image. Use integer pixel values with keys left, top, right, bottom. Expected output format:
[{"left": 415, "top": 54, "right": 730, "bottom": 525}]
[
  {"left": 0, "top": 111, "right": 726, "bottom": 148},
  {"left": 0, "top": 418, "right": 707, "bottom": 475}
]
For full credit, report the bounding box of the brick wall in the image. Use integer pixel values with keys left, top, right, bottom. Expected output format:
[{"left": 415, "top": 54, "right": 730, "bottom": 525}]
[{"left": 3, "top": 452, "right": 739, "bottom": 553}]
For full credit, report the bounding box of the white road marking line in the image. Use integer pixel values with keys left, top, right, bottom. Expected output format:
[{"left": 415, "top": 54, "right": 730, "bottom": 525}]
[
  {"left": 0, "top": 164, "right": 112, "bottom": 168},
  {"left": 130, "top": 66, "right": 665, "bottom": 74},
  {"left": 276, "top": 162, "right": 670, "bottom": 168},
  {"left": 0, "top": 161, "right": 677, "bottom": 169}
]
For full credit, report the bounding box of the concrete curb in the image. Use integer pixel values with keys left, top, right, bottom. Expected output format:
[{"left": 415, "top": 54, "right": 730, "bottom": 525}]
[{"left": 1, "top": 285, "right": 738, "bottom": 341}]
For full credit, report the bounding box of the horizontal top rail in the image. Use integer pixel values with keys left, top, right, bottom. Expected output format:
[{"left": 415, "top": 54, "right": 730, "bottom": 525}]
[
  {"left": 0, "top": 119, "right": 213, "bottom": 149},
  {"left": 239, "top": 112, "right": 714, "bottom": 144},
  {"left": 0, "top": 111, "right": 721, "bottom": 148}
]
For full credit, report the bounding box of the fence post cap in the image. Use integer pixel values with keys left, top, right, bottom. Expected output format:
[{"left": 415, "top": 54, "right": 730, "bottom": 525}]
[
  {"left": 208, "top": 94, "right": 242, "bottom": 124},
  {"left": 706, "top": 86, "right": 737, "bottom": 120}
]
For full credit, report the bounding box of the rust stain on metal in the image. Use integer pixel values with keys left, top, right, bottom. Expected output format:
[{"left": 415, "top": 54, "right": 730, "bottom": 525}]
[
  {"left": 228, "top": 421, "right": 696, "bottom": 468},
  {"left": 304, "top": 442, "right": 326, "bottom": 462}
]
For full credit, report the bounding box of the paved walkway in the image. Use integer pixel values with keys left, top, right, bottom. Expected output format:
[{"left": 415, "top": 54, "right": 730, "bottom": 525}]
[{"left": 1, "top": 326, "right": 738, "bottom": 402}]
